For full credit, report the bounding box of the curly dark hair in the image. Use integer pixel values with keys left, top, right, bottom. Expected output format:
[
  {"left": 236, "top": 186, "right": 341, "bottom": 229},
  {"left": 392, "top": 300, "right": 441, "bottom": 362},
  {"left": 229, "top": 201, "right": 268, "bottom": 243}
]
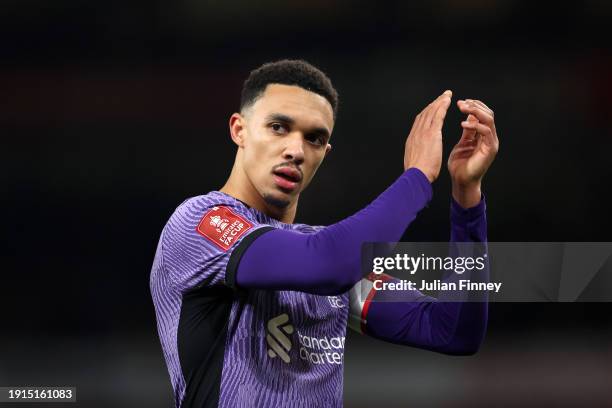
[{"left": 240, "top": 59, "right": 339, "bottom": 119}]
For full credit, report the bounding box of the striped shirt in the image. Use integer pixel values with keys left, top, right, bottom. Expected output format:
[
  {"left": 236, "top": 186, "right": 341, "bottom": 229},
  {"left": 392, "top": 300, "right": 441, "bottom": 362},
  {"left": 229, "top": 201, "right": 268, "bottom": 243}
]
[{"left": 150, "top": 191, "right": 348, "bottom": 407}]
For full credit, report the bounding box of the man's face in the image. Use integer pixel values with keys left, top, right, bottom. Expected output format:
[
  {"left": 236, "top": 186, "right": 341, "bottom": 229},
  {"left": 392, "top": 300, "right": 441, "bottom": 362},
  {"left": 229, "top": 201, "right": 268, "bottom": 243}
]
[{"left": 236, "top": 84, "right": 334, "bottom": 208}]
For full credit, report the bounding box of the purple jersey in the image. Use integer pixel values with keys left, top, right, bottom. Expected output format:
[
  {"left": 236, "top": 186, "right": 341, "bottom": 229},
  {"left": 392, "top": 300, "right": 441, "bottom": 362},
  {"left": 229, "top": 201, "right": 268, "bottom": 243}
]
[{"left": 150, "top": 191, "right": 348, "bottom": 408}]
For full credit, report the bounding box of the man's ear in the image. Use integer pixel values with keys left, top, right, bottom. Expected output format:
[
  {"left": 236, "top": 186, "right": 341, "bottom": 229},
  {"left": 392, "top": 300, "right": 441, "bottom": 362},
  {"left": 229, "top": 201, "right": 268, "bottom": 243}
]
[
  {"left": 229, "top": 113, "right": 246, "bottom": 147},
  {"left": 324, "top": 143, "right": 332, "bottom": 157}
]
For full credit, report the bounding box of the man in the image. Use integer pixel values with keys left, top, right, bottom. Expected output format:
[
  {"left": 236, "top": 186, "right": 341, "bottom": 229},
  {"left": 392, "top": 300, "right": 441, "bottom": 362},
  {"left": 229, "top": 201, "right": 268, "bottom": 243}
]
[{"left": 150, "top": 59, "right": 499, "bottom": 407}]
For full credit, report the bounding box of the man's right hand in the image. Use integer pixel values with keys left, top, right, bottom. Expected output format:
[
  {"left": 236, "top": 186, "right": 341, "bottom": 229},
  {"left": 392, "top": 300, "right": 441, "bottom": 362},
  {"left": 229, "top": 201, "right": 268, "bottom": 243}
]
[{"left": 403, "top": 90, "right": 452, "bottom": 182}]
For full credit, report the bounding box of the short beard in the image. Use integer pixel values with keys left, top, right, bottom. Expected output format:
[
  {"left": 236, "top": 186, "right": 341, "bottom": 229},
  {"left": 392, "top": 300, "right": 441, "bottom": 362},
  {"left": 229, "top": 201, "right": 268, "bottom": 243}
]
[{"left": 263, "top": 193, "right": 290, "bottom": 209}]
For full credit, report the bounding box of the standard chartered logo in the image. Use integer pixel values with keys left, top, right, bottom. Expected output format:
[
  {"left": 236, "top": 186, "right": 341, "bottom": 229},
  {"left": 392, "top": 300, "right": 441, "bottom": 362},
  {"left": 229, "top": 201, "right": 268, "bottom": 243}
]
[
  {"left": 298, "top": 333, "right": 345, "bottom": 365},
  {"left": 266, "top": 313, "right": 294, "bottom": 363},
  {"left": 266, "top": 313, "right": 345, "bottom": 365}
]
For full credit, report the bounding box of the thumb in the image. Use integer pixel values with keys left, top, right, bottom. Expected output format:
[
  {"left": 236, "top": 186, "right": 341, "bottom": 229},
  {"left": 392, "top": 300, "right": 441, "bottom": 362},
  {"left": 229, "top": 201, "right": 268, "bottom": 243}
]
[{"left": 459, "top": 114, "right": 478, "bottom": 143}]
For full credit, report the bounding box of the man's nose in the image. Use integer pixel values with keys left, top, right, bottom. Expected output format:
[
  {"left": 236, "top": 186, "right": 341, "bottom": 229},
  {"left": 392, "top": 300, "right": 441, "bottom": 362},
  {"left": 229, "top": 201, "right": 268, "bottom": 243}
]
[{"left": 282, "top": 132, "right": 305, "bottom": 164}]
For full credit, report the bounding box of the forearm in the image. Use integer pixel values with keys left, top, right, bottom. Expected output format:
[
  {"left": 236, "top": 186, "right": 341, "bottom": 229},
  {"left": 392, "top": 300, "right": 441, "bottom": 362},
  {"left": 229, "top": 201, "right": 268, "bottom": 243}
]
[
  {"left": 363, "top": 196, "right": 488, "bottom": 355},
  {"left": 233, "top": 168, "right": 432, "bottom": 295}
]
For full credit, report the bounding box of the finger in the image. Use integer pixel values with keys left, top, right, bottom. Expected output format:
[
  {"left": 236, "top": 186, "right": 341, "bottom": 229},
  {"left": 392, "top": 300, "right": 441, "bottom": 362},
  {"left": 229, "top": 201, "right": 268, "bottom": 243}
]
[
  {"left": 467, "top": 106, "right": 499, "bottom": 147},
  {"left": 424, "top": 90, "right": 452, "bottom": 128},
  {"left": 466, "top": 113, "right": 478, "bottom": 122},
  {"left": 431, "top": 90, "right": 453, "bottom": 129},
  {"left": 457, "top": 113, "right": 478, "bottom": 143},
  {"left": 458, "top": 100, "right": 493, "bottom": 125},
  {"left": 416, "top": 103, "right": 433, "bottom": 129},
  {"left": 461, "top": 104, "right": 500, "bottom": 152},
  {"left": 465, "top": 99, "right": 494, "bottom": 116},
  {"left": 412, "top": 111, "right": 424, "bottom": 131},
  {"left": 449, "top": 145, "right": 476, "bottom": 161},
  {"left": 460, "top": 121, "right": 495, "bottom": 148},
  {"left": 452, "top": 145, "right": 476, "bottom": 155},
  {"left": 463, "top": 114, "right": 500, "bottom": 149},
  {"left": 457, "top": 134, "right": 478, "bottom": 147},
  {"left": 457, "top": 100, "right": 494, "bottom": 127}
]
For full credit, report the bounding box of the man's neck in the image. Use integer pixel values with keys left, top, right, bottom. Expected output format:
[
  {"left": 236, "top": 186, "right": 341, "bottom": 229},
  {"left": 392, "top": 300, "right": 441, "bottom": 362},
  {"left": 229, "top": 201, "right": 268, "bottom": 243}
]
[{"left": 219, "top": 178, "right": 298, "bottom": 224}]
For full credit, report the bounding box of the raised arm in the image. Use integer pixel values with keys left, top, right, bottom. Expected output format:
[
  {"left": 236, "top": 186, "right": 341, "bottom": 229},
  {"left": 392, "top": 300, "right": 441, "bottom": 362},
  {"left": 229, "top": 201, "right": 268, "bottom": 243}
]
[
  {"left": 349, "top": 98, "right": 499, "bottom": 355},
  {"left": 352, "top": 197, "right": 488, "bottom": 355},
  {"left": 231, "top": 92, "right": 454, "bottom": 295}
]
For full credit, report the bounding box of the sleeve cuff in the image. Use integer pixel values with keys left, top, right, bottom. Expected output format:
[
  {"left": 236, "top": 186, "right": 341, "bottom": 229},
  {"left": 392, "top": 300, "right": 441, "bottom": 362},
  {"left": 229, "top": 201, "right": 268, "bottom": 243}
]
[
  {"left": 450, "top": 193, "right": 486, "bottom": 223},
  {"left": 226, "top": 226, "right": 275, "bottom": 289},
  {"left": 404, "top": 167, "right": 433, "bottom": 204}
]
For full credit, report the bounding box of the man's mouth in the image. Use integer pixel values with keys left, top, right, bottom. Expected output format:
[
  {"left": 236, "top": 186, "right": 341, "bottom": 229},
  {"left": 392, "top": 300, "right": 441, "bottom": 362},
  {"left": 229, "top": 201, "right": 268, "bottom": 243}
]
[{"left": 272, "top": 166, "right": 302, "bottom": 192}]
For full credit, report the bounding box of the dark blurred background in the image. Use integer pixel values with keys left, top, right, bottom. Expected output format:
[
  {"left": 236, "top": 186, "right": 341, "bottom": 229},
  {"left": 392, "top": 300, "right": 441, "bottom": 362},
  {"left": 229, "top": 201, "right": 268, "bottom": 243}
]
[{"left": 2, "top": 1, "right": 611, "bottom": 407}]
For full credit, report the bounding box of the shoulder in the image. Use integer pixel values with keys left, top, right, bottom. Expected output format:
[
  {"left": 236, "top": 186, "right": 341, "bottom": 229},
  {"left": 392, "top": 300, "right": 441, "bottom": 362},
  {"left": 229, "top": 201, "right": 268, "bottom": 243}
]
[
  {"left": 160, "top": 192, "right": 273, "bottom": 290},
  {"left": 173, "top": 192, "right": 245, "bottom": 219},
  {"left": 169, "top": 192, "right": 257, "bottom": 230},
  {"left": 163, "top": 191, "right": 275, "bottom": 254}
]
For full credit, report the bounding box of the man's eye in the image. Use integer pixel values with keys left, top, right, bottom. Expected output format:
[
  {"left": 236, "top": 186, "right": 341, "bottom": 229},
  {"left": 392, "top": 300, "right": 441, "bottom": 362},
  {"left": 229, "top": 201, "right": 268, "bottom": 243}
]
[
  {"left": 271, "top": 123, "right": 286, "bottom": 133},
  {"left": 306, "top": 134, "right": 325, "bottom": 146}
]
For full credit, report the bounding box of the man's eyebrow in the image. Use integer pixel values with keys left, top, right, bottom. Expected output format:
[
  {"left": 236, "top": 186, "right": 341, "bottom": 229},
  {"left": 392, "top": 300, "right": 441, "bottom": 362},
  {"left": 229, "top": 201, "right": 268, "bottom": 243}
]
[
  {"left": 308, "top": 127, "right": 331, "bottom": 140},
  {"left": 264, "top": 113, "right": 295, "bottom": 125}
]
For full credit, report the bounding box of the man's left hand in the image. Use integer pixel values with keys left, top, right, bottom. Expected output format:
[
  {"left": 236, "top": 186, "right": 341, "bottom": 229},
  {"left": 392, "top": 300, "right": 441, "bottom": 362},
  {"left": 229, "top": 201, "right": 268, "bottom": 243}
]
[{"left": 448, "top": 99, "right": 500, "bottom": 208}]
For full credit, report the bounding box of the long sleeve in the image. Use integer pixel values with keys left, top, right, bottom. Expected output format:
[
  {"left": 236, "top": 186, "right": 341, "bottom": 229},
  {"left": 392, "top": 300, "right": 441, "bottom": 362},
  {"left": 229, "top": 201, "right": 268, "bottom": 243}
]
[
  {"left": 231, "top": 168, "right": 433, "bottom": 295},
  {"left": 360, "top": 196, "right": 488, "bottom": 355}
]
